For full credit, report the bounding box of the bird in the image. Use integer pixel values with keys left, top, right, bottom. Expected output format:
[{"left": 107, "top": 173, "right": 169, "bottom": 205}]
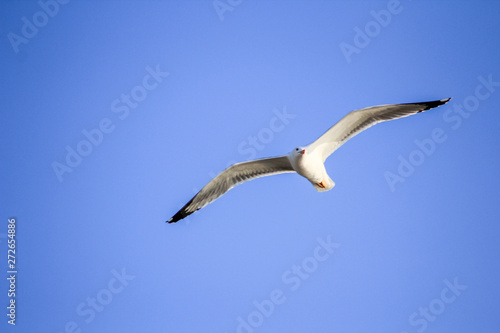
[{"left": 167, "top": 98, "right": 451, "bottom": 223}]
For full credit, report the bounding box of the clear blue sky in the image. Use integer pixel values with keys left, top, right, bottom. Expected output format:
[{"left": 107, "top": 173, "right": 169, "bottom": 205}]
[{"left": 1, "top": 1, "right": 500, "bottom": 332}]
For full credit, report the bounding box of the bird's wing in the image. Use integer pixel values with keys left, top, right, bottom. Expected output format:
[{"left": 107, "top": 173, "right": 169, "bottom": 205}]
[
  {"left": 307, "top": 98, "right": 451, "bottom": 162},
  {"left": 167, "top": 156, "right": 295, "bottom": 223}
]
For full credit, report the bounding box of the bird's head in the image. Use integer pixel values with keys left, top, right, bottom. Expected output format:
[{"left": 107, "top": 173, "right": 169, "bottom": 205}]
[{"left": 292, "top": 147, "right": 306, "bottom": 156}]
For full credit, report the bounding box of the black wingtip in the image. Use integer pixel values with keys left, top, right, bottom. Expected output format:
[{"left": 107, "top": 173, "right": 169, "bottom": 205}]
[
  {"left": 427, "top": 97, "right": 452, "bottom": 108},
  {"left": 416, "top": 97, "right": 452, "bottom": 113},
  {"left": 166, "top": 209, "right": 194, "bottom": 224},
  {"left": 166, "top": 215, "right": 180, "bottom": 223},
  {"left": 167, "top": 196, "right": 198, "bottom": 224}
]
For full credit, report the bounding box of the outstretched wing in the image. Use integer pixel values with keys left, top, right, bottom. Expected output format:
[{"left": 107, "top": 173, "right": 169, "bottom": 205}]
[
  {"left": 307, "top": 98, "right": 451, "bottom": 162},
  {"left": 167, "top": 156, "right": 295, "bottom": 223}
]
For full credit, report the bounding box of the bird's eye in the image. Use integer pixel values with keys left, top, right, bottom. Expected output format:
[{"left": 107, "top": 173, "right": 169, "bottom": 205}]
[{"left": 296, "top": 148, "right": 299, "bottom": 151}]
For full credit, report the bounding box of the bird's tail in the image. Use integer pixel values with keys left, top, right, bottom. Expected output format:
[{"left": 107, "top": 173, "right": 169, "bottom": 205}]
[{"left": 312, "top": 176, "right": 335, "bottom": 192}]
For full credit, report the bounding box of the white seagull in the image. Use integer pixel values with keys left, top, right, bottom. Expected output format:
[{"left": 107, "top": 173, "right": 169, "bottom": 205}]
[{"left": 167, "top": 98, "right": 451, "bottom": 223}]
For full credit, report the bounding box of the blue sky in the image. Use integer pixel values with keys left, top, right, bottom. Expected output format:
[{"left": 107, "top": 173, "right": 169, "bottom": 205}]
[{"left": 1, "top": 1, "right": 500, "bottom": 332}]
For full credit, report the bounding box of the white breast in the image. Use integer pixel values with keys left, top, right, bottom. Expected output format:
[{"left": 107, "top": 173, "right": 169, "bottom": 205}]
[{"left": 288, "top": 150, "right": 326, "bottom": 183}]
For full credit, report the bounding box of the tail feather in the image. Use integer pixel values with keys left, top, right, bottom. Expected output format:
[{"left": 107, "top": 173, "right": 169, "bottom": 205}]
[{"left": 312, "top": 177, "right": 335, "bottom": 192}]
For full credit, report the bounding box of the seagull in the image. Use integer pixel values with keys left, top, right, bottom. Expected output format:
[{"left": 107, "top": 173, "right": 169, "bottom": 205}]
[{"left": 167, "top": 98, "right": 451, "bottom": 223}]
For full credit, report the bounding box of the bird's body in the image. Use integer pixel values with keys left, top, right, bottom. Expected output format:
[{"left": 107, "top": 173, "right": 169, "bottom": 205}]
[
  {"left": 288, "top": 147, "right": 335, "bottom": 191},
  {"left": 167, "top": 98, "right": 451, "bottom": 223}
]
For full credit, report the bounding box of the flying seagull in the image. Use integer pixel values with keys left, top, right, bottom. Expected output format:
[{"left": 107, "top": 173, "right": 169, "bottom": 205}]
[{"left": 167, "top": 98, "right": 451, "bottom": 223}]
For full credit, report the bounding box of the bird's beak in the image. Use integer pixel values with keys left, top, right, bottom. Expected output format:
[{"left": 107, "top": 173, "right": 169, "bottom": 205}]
[{"left": 299, "top": 149, "right": 305, "bottom": 155}]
